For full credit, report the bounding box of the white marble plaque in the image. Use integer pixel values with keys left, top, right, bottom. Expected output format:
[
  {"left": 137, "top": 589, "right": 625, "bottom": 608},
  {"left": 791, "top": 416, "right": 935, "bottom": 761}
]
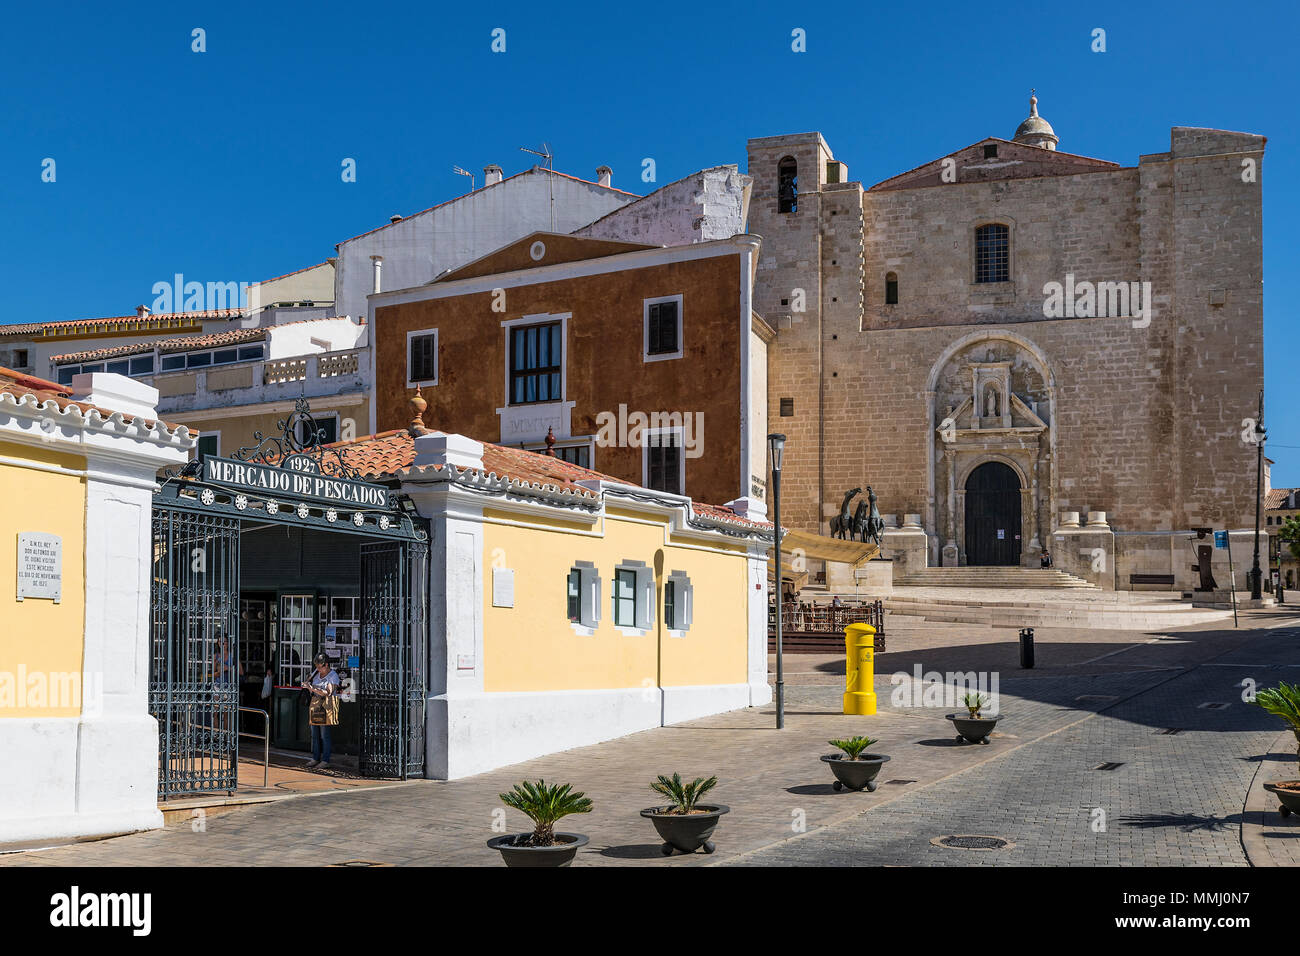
[{"left": 17, "top": 532, "right": 62, "bottom": 603}]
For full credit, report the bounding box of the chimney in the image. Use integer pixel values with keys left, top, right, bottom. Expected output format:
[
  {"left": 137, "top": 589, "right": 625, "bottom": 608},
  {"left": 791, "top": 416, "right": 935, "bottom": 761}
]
[
  {"left": 596, "top": 165, "right": 612, "bottom": 188},
  {"left": 136, "top": 305, "right": 150, "bottom": 317},
  {"left": 484, "top": 164, "right": 503, "bottom": 186},
  {"left": 70, "top": 372, "right": 161, "bottom": 421},
  {"left": 389, "top": 214, "right": 403, "bottom": 223},
  {"left": 370, "top": 255, "right": 383, "bottom": 295},
  {"left": 413, "top": 431, "right": 485, "bottom": 471}
]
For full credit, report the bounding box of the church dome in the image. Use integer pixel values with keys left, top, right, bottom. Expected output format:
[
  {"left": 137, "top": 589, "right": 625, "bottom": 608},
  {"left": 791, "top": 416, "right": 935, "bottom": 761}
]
[{"left": 1013, "top": 93, "right": 1058, "bottom": 150}]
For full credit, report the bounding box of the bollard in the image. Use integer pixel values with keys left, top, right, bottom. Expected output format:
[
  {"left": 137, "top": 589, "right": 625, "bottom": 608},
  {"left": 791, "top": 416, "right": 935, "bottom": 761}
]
[
  {"left": 1019, "top": 627, "right": 1035, "bottom": 669},
  {"left": 843, "top": 623, "right": 877, "bottom": 715}
]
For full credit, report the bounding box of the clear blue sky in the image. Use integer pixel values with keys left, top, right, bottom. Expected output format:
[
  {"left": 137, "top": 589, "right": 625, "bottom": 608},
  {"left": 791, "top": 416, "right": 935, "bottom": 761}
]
[{"left": 2, "top": 0, "right": 1296, "bottom": 482}]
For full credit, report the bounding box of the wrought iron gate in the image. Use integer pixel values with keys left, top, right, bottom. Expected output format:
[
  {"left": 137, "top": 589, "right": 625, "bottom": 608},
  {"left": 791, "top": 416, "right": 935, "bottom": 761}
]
[
  {"left": 359, "top": 540, "right": 428, "bottom": 778},
  {"left": 149, "top": 507, "right": 241, "bottom": 797}
]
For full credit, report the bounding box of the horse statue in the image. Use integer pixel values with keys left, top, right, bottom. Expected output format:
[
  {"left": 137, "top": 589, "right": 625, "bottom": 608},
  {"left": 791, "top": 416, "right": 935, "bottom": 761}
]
[
  {"left": 862, "top": 486, "right": 885, "bottom": 548},
  {"left": 851, "top": 499, "right": 870, "bottom": 542},
  {"left": 829, "top": 487, "right": 861, "bottom": 540}
]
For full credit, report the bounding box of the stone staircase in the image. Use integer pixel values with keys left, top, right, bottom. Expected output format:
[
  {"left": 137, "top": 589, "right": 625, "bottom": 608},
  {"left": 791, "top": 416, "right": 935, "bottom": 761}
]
[{"left": 896, "top": 567, "right": 1098, "bottom": 589}]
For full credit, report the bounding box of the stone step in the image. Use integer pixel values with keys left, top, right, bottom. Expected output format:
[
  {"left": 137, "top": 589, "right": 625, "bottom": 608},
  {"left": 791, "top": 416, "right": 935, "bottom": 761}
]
[{"left": 898, "top": 567, "right": 1096, "bottom": 589}]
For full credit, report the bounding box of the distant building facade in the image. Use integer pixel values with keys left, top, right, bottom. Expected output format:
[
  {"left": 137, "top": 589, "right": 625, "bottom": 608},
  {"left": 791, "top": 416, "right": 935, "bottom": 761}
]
[
  {"left": 748, "top": 98, "right": 1266, "bottom": 589},
  {"left": 369, "top": 231, "right": 769, "bottom": 512},
  {"left": 50, "top": 317, "right": 368, "bottom": 459}
]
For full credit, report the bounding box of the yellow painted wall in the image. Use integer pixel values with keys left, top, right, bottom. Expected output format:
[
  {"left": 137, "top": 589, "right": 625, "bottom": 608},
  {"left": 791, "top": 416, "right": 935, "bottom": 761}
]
[
  {"left": 481, "top": 506, "right": 750, "bottom": 692},
  {"left": 0, "top": 441, "right": 87, "bottom": 717},
  {"left": 172, "top": 397, "right": 368, "bottom": 457}
]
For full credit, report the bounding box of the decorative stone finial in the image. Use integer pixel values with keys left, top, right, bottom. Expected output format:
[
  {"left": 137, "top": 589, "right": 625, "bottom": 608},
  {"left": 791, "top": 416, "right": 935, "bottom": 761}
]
[
  {"left": 407, "top": 387, "right": 431, "bottom": 436},
  {"left": 544, "top": 426, "right": 557, "bottom": 456},
  {"left": 1029, "top": 89, "right": 1037, "bottom": 115}
]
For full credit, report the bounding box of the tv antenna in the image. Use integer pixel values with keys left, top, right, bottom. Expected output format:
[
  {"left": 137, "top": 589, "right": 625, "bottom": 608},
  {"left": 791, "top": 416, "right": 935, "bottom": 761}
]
[
  {"left": 452, "top": 165, "right": 475, "bottom": 192},
  {"left": 520, "top": 142, "right": 555, "bottom": 231}
]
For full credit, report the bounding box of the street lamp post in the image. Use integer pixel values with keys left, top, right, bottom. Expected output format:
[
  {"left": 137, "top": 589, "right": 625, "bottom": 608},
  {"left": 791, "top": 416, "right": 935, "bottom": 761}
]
[
  {"left": 769, "top": 433, "right": 787, "bottom": 730},
  {"left": 1250, "top": 391, "right": 1266, "bottom": 601}
]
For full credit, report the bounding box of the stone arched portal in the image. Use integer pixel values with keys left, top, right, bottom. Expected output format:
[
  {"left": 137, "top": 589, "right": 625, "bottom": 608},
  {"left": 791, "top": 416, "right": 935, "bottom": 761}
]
[{"left": 925, "top": 330, "right": 1056, "bottom": 567}]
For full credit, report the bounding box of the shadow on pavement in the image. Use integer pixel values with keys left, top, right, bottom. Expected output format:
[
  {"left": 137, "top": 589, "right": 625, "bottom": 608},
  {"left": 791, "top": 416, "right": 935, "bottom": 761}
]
[
  {"left": 785, "top": 784, "right": 839, "bottom": 796},
  {"left": 599, "top": 844, "right": 669, "bottom": 860},
  {"left": 1116, "top": 812, "right": 1239, "bottom": 832}
]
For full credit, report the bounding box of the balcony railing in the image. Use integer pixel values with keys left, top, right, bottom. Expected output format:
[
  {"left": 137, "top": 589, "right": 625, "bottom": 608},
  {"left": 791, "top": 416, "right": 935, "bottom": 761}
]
[{"left": 150, "top": 347, "right": 368, "bottom": 414}]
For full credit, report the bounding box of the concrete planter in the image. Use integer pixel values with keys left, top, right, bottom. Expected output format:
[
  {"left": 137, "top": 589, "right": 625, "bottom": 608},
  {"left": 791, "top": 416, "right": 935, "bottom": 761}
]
[
  {"left": 946, "top": 712, "right": 1001, "bottom": 744},
  {"left": 640, "top": 805, "right": 730, "bottom": 855},
  {"left": 486, "top": 832, "right": 589, "bottom": 867},
  {"left": 1263, "top": 781, "right": 1300, "bottom": 818},
  {"left": 821, "top": 753, "right": 890, "bottom": 792}
]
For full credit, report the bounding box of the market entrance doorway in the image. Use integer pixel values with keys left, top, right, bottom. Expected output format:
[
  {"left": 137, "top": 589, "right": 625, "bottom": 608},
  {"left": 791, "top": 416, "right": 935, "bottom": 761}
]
[{"left": 149, "top": 400, "right": 428, "bottom": 798}]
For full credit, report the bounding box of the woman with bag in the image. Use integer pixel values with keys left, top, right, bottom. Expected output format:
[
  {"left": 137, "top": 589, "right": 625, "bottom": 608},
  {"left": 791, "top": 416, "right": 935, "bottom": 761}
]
[{"left": 302, "top": 653, "right": 340, "bottom": 770}]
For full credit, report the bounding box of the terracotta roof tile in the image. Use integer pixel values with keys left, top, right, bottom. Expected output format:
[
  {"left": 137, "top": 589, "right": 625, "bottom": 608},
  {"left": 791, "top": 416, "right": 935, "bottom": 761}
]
[
  {"left": 1266, "top": 488, "right": 1300, "bottom": 510},
  {"left": 319, "top": 427, "right": 767, "bottom": 528},
  {"left": 1, "top": 309, "right": 243, "bottom": 338},
  {"left": 0, "top": 367, "right": 187, "bottom": 433}
]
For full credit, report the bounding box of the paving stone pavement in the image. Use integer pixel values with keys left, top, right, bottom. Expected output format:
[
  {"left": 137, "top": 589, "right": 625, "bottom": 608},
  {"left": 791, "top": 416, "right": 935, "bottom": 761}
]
[
  {"left": 730, "top": 624, "right": 1300, "bottom": 867},
  {"left": 4, "top": 612, "right": 1298, "bottom": 867}
]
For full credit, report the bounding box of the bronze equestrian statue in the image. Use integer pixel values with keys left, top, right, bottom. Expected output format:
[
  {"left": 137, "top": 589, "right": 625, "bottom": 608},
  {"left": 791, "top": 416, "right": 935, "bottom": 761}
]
[{"left": 830, "top": 487, "right": 861, "bottom": 539}]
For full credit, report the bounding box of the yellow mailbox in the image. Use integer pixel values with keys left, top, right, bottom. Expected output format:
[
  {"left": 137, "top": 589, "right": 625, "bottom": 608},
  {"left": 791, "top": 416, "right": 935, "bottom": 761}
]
[{"left": 843, "top": 623, "right": 877, "bottom": 715}]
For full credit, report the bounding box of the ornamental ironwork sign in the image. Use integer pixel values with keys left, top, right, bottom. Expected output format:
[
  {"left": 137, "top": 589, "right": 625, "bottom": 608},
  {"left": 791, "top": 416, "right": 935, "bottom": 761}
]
[
  {"left": 231, "top": 397, "right": 365, "bottom": 481},
  {"left": 203, "top": 455, "right": 390, "bottom": 509},
  {"left": 157, "top": 398, "right": 424, "bottom": 541}
]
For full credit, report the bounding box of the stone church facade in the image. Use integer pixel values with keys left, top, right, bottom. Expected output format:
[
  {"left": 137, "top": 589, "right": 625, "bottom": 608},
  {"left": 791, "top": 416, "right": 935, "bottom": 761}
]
[{"left": 748, "top": 98, "right": 1266, "bottom": 589}]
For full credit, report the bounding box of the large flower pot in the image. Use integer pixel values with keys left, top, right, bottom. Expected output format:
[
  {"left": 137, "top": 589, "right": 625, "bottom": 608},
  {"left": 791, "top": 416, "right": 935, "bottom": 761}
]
[
  {"left": 640, "top": 805, "right": 730, "bottom": 855},
  {"left": 486, "top": 832, "right": 589, "bottom": 867},
  {"left": 946, "top": 712, "right": 1001, "bottom": 744},
  {"left": 821, "top": 753, "right": 890, "bottom": 792},
  {"left": 1263, "top": 781, "right": 1300, "bottom": 818}
]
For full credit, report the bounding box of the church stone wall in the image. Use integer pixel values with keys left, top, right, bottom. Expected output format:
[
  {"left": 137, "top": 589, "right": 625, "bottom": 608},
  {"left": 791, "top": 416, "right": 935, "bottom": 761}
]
[{"left": 748, "top": 123, "right": 1265, "bottom": 587}]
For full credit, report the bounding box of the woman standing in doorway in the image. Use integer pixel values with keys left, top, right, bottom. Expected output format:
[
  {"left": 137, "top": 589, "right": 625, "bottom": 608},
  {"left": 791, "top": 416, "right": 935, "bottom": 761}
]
[{"left": 302, "top": 654, "right": 340, "bottom": 770}]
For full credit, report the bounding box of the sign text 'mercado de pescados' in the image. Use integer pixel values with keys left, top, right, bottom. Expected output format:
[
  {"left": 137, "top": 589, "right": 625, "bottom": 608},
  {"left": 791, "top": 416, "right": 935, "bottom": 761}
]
[{"left": 204, "top": 456, "right": 389, "bottom": 508}]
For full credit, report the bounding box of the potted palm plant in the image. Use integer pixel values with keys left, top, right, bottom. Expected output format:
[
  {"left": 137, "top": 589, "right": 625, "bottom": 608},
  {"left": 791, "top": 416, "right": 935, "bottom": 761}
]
[
  {"left": 946, "top": 691, "right": 1001, "bottom": 744},
  {"left": 1253, "top": 682, "right": 1300, "bottom": 818},
  {"left": 486, "top": 779, "right": 593, "bottom": 866},
  {"left": 820, "top": 735, "right": 890, "bottom": 792},
  {"left": 640, "top": 773, "right": 729, "bottom": 856}
]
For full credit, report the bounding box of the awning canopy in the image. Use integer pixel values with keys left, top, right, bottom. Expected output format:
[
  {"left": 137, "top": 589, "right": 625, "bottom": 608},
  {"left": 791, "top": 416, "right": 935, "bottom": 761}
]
[{"left": 768, "top": 529, "right": 879, "bottom": 569}]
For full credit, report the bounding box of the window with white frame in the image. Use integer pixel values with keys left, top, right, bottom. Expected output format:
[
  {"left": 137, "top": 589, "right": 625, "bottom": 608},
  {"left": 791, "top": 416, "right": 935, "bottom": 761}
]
[
  {"left": 567, "top": 561, "right": 601, "bottom": 631},
  {"left": 156, "top": 343, "right": 264, "bottom": 373},
  {"left": 508, "top": 321, "right": 562, "bottom": 404},
  {"left": 407, "top": 329, "right": 438, "bottom": 386},
  {"left": 643, "top": 427, "right": 684, "bottom": 496},
  {"left": 664, "top": 570, "right": 694, "bottom": 634},
  {"left": 613, "top": 560, "right": 655, "bottom": 632},
  {"left": 57, "top": 353, "right": 157, "bottom": 384},
  {"left": 643, "top": 294, "right": 683, "bottom": 362}
]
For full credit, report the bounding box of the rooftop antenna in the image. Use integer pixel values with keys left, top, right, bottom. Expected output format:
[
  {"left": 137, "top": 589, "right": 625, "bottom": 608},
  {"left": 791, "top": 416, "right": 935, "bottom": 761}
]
[
  {"left": 452, "top": 165, "right": 475, "bottom": 192},
  {"left": 520, "top": 142, "right": 555, "bottom": 231}
]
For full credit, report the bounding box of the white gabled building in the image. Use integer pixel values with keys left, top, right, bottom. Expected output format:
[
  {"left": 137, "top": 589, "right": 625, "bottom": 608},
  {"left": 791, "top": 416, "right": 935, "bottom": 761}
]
[{"left": 333, "top": 165, "right": 639, "bottom": 323}]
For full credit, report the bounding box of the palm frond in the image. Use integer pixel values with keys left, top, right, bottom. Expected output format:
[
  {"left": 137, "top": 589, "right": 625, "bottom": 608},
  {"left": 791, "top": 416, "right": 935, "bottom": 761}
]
[{"left": 829, "top": 735, "right": 880, "bottom": 760}]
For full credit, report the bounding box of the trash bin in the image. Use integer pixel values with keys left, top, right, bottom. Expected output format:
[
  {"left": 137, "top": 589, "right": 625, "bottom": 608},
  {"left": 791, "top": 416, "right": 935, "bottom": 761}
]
[{"left": 843, "top": 623, "right": 877, "bottom": 715}]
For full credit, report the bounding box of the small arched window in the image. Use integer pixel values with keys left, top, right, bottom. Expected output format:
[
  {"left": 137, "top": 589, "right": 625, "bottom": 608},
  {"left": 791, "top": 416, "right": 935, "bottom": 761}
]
[
  {"left": 885, "top": 272, "right": 899, "bottom": 305},
  {"left": 974, "top": 223, "right": 1010, "bottom": 283},
  {"left": 777, "top": 156, "right": 798, "bottom": 213}
]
